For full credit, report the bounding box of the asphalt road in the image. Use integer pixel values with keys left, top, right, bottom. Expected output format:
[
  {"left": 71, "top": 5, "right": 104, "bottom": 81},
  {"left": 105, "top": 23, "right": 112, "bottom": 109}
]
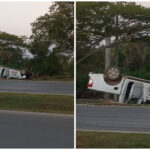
[
  {"left": 77, "top": 105, "right": 150, "bottom": 133},
  {"left": 0, "top": 110, "right": 74, "bottom": 148},
  {"left": 0, "top": 80, "right": 73, "bottom": 95}
]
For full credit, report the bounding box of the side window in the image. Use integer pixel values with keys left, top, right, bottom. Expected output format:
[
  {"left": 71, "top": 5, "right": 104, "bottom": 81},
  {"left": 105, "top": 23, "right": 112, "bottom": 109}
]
[
  {"left": 124, "top": 82, "right": 134, "bottom": 101},
  {"left": 1, "top": 68, "right": 5, "bottom": 77}
]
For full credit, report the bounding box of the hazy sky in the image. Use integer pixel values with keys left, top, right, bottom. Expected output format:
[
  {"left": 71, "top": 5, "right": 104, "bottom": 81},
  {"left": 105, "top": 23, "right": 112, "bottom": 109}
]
[
  {"left": 0, "top": 2, "right": 52, "bottom": 37},
  {"left": 136, "top": 1, "right": 150, "bottom": 8},
  {"left": 0, "top": 1, "right": 149, "bottom": 37}
]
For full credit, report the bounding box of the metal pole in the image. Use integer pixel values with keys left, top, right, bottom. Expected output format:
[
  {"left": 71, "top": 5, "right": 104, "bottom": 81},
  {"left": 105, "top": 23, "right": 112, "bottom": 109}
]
[
  {"left": 105, "top": 37, "right": 111, "bottom": 70},
  {"left": 113, "top": 12, "right": 119, "bottom": 102},
  {"left": 104, "top": 37, "right": 111, "bottom": 99}
]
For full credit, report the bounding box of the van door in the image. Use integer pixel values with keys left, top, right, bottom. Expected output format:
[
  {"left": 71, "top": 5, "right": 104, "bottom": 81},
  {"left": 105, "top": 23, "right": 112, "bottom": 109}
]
[
  {"left": 119, "top": 80, "right": 134, "bottom": 103},
  {"left": 1, "top": 68, "right": 5, "bottom": 77},
  {"left": 124, "top": 82, "right": 134, "bottom": 103},
  {"left": 3, "top": 69, "right": 9, "bottom": 78},
  {"left": 119, "top": 80, "right": 143, "bottom": 104},
  {"left": 128, "top": 82, "right": 143, "bottom": 104}
]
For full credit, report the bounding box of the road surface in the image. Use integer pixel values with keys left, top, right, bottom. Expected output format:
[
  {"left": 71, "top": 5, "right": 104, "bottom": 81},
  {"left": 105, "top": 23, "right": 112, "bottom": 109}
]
[
  {"left": 0, "top": 110, "right": 74, "bottom": 148},
  {"left": 0, "top": 80, "right": 73, "bottom": 95},
  {"left": 77, "top": 105, "right": 150, "bottom": 133}
]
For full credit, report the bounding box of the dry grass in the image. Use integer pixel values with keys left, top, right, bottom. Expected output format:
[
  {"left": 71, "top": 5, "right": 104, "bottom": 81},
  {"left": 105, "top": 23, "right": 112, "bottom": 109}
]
[
  {"left": 77, "top": 131, "right": 150, "bottom": 148},
  {"left": 77, "top": 99, "right": 149, "bottom": 106}
]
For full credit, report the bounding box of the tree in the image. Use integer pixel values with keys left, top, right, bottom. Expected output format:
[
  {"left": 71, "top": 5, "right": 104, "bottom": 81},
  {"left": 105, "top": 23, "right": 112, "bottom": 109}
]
[
  {"left": 76, "top": 2, "right": 150, "bottom": 90},
  {"left": 30, "top": 2, "right": 74, "bottom": 56},
  {"left": 0, "top": 32, "right": 28, "bottom": 68},
  {"left": 77, "top": 2, "right": 150, "bottom": 65},
  {"left": 30, "top": 2, "right": 74, "bottom": 77}
]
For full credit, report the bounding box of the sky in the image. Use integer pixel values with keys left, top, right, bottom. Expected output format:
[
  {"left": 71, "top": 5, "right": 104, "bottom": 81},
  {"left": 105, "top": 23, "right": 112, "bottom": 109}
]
[
  {"left": 136, "top": 1, "right": 150, "bottom": 8},
  {"left": 0, "top": 1, "right": 52, "bottom": 37},
  {"left": 0, "top": 1, "right": 150, "bottom": 37}
]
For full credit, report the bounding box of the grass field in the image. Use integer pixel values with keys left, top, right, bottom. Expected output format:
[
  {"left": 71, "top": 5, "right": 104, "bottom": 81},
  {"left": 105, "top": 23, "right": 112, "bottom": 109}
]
[
  {"left": 77, "top": 131, "right": 150, "bottom": 148},
  {"left": 0, "top": 92, "right": 73, "bottom": 114}
]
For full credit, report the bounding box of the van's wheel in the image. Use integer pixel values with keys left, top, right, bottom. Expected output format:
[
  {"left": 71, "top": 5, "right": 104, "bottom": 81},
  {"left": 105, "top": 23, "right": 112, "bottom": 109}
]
[{"left": 105, "top": 66, "right": 121, "bottom": 81}]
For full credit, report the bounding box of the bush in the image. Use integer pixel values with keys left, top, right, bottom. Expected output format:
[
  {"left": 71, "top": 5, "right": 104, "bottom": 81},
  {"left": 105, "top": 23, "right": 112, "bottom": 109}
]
[
  {"left": 77, "top": 71, "right": 89, "bottom": 90},
  {"left": 123, "top": 69, "right": 150, "bottom": 80}
]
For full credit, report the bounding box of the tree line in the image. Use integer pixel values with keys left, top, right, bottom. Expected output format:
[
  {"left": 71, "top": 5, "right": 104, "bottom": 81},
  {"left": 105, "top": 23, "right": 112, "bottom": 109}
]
[
  {"left": 0, "top": 2, "right": 74, "bottom": 79},
  {"left": 77, "top": 2, "right": 150, "bottom": 90}
]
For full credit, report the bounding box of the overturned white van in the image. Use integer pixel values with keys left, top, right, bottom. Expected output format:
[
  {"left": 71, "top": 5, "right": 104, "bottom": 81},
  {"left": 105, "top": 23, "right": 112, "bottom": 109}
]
[
  {"left": 88, "top": 67, "right": 150, "bottom": 104},
  {"left": 0, "top": 66, "right": 26, "bottom": 79}
]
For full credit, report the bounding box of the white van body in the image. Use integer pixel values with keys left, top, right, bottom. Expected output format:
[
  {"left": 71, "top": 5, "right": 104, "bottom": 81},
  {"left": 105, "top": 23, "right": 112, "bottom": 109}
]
[
  {"left": 0, "top": 66, "right": 26, "bottom": 79},
  {"left": 88, "top": 73, "right": 150, "bottom": 104}
]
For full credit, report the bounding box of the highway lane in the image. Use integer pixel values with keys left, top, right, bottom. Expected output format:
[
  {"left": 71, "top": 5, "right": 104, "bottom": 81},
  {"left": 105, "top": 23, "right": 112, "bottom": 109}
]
[
  {"left": 0, "top": 110, "right": 74, "bottom": 148},
  {"left": 77, "top": 105, "right": 150, "bottom": 133},
  {"left": 0, "top": 80, "right": 73, "bottom": 95}
]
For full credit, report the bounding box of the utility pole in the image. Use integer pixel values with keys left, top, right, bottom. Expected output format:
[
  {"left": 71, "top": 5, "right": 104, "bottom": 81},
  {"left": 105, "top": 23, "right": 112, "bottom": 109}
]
[
  {"left": 104, "top": 37, "right": 111, "bottom": 99},
  {"left": 105, "top": 37, "right": 111, "bottom": 70},
  {"left": 115, "top": 12, "right": 119, "bottom": 67},
  {"left": 113, "top": 11, "right": 119, "bottom": 102}
]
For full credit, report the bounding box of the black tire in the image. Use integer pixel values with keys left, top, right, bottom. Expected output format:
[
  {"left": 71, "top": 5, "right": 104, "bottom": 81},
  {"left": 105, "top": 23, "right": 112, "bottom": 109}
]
[{"left": 105, "top": 66, "right": 121, "bottom": 81}]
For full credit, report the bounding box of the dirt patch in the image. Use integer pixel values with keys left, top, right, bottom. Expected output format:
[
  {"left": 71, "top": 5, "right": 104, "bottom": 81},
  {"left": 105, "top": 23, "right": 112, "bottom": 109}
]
[
  {"left": 100, "top": 99, "right": 118, "bottom": 104},
  {"left": 77, "top": 98, "right": 118, "bottom": 105},
  {"left": 77, "top": 89, "right": 105, "bottom": 99},
  {"left": 77, "top": 98, "right": 150, "bottom": 106}
]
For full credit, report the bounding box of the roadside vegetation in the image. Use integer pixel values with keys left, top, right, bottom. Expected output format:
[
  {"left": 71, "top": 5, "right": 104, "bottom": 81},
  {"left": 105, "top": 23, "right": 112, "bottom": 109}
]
[
  {"left": 77, "top": 131, "right": 150, "bottom": 148},
  {"left": 0, "top": 92, "right": 73, "bottom": 114},
  {"left": 32, "top": 75, "right": 73, "bottom": 81},
  {"left": 0, "top": 2, "right": 74, "bottom": 80},
  {"left": 76, "top": 2, "right": 150, "bottom": 94}
]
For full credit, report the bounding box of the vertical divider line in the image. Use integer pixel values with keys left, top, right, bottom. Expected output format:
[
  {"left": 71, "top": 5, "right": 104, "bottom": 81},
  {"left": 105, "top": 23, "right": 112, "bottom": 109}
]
[{"left": 74, "top": 0, "right": 76, "bottom": 149}]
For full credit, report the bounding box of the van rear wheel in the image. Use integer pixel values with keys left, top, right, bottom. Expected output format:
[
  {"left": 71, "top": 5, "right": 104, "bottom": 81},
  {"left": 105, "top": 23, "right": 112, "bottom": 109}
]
[{"left": 105, "top": 67, "right": 121, "bottom": 81}]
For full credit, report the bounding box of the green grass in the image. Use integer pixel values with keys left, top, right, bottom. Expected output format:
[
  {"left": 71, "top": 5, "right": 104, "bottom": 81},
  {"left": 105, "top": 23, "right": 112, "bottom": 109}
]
[
  {"left": 77, "top": 131, "right": 150, "bottom": 148},
  {"left": 0, "top": 92, "right": 73, "bottom": 114}
]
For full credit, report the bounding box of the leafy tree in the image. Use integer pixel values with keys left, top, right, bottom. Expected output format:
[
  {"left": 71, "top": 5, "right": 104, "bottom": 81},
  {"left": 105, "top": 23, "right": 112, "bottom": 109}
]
[
  {"left": 119, "top": 36, "right": 150, "bottom": 70},
  {"left": 0, "top": 32, "right": 28, "bottom": 68},
  {"left": 77, "top": 2, "right": 150, "bottom": 64},
  {"left": 76, "top": 2, "right": 150, "bottom": 89},
  {"left": 30, "top": 2, "right": 74, "bottom": 76},
  {"left": 30, "top": 2, "right": 73, "bottom": 55}
]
